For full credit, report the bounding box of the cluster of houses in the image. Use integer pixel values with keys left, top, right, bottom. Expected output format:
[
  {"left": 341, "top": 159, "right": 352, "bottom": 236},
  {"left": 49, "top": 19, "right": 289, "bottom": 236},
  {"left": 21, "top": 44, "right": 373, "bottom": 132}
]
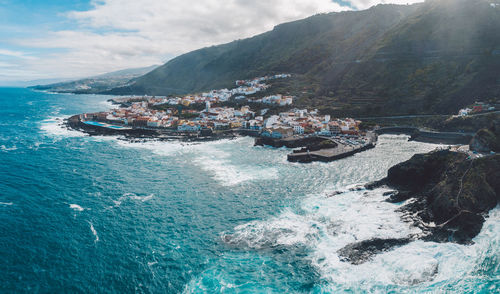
[
  {"left": 82, "top": 73, "right": 364, "bottom": 138},
  {"left": 249, "top": 94, "right": 293, "bottom": 106},
  {"left": 257, "top": 109, "right": 361, "bottom": 139},
  {"left": 139, "top": 73, "right": 293, "bottom": 107},
  {"left": 83, "top": 101, "right": 177, "bottom": 128},
  {"left": 84, "top": 100, "right": 259, "bottom": 131},
  {"left": 83, "top": 99, "right": 360, "bottom": 139},
  {"left": 458, "top": 101, "right": 496, "bottom": 116}
]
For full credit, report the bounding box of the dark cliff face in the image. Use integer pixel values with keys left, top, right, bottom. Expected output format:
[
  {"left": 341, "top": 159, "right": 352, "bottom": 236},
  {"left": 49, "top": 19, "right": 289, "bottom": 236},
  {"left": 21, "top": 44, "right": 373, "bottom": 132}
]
[{"left": 382, "top": 150, "right": 500, "bottom": 244}]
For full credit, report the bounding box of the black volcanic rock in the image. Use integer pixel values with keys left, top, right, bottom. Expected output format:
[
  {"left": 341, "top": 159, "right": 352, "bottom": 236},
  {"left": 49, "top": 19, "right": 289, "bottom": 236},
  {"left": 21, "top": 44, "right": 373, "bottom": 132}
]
[
  {"left": 469, "top": 120, "right": 500, "bottom": 153},
  {"left": 338, "top": 149, "right": 500, "bottom": 265},
  {"left": 372, "top": 150, "right": 500, "bottom": 244},
  {"left": 338, "top": 238, "right": 412, "bottom": 264},
  {"left": 386, "top": 150, "right": 467, "bottom": 192},
  {"left": 422, "top": 211, "right": 485, "bottom": 244}
]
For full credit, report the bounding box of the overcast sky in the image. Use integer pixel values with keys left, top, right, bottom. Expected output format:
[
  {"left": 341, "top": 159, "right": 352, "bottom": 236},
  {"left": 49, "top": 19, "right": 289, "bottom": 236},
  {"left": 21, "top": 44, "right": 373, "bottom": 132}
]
[{"left": 0, "top": 0, "right": 424, "bottom": 83}]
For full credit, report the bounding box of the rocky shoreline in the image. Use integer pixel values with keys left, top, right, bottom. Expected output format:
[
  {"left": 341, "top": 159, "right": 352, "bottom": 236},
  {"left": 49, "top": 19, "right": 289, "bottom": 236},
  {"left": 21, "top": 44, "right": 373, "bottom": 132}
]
[
  {"left": 337, "top": 150, "right": 499, "bottom": 264},
  {"left": 66, "top": 114, "right": 378, "bottom": 163}
]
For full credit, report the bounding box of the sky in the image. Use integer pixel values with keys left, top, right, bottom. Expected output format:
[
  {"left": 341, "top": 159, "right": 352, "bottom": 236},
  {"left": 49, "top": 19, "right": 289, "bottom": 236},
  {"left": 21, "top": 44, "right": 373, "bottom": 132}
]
[{"left": 0, "top": 0, "right": 424, "bottom": 84}]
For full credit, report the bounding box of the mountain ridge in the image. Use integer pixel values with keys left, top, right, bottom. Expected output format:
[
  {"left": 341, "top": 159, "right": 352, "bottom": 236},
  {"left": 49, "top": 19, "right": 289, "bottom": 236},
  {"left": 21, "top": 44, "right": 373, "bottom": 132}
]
[{"left": 107, "top": 0, "right": 500, "bottom": 116}]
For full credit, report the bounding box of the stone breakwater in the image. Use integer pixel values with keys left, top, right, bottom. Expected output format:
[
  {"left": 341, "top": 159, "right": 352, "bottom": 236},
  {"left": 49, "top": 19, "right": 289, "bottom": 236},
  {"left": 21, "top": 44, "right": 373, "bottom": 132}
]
[
  {"left": 287, "top": 141, "right": 376, "bottom": 163},
  {"left": 255, "top": 133, "right": 377, "bottom": 163},
  {"left": 338, "top": 150, "right": 500, "bottom": 265}
]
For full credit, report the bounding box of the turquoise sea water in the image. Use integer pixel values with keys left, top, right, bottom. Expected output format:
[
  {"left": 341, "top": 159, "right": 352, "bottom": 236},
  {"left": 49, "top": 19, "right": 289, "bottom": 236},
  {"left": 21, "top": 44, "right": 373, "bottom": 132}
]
[{"left": 0, "top": 88, "right": 498, "bottom": 293}]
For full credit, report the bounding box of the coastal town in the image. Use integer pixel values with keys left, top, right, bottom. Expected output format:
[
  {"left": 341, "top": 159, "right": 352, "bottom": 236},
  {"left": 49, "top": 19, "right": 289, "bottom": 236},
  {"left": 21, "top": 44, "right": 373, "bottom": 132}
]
[{"left": 68, "top": 74, "right": 377, "bottom": 163}]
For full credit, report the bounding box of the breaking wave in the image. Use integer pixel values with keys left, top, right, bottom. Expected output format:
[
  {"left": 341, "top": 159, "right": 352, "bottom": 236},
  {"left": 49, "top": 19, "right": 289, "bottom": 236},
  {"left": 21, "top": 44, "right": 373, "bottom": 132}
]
[
  {"left": 89, "top": 222, "right": 99, "bottom": 243},
  {"left": 221, "top": 184, "right": 500, "bottom": 292},
  {"left": 69, "top": 204, "right": 85, "bottom": 212},
  {"left": 115, "top": 137, "right": 280, "bottom": 186},
  {"left": 39, "top": 116, "right": 86, "bottom": 138},
  {"left": 112, "top": 192, "right": 155, "bottom": 207}
]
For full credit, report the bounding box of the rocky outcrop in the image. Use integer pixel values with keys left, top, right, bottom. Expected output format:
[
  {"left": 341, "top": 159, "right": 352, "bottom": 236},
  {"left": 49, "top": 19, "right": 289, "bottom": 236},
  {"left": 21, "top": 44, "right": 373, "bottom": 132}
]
[
  {"left": 469, "top": 121, "right": 500, "bottom": 153},
  {"left": 338, "top": 150, "right": 500, "bottom": 265},
  {"left": 338, "top": 238, "right": 411, "bottom": 265},
  {"left": 371, "top": 150, "right": 500, "bottom": 244}
]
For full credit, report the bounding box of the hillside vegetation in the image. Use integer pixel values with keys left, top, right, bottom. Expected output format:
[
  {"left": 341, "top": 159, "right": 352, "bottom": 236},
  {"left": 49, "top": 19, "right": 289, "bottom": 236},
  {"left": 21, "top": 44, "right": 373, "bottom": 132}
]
[
  {"left": 106, "top": 0, "right": 500, "bottom": 116},
  {"left": 31, "top": 65, "right": 158, "bottom": 94}
]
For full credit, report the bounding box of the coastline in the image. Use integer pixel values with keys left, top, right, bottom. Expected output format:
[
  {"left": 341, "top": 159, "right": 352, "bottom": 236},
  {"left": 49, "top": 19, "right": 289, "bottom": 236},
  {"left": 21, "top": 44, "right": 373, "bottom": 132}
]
[
  {"left": 65, "top": 114, "right": 242, "bottom": 142},
  {"left": 66, "top": 114, "right": 379, "bottom": 162},
  {"left": 65, "top": 112, "right": 486, "bottom": 164}
]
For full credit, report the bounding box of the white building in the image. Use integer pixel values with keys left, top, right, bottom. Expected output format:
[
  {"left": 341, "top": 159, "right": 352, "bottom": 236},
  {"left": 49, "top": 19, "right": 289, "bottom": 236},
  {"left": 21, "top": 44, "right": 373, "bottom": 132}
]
[
  {"left": 178, "top": 123, "right": 201, "bottom": 132},
  {"left": 264, "top": 115, "right": 279, "bottom": 128},
  {"left": 293, "top": 125, "right": 304, "bottom": 134},
  {"left": 458, "top": 108, "right": 472, "bottom": 116}
]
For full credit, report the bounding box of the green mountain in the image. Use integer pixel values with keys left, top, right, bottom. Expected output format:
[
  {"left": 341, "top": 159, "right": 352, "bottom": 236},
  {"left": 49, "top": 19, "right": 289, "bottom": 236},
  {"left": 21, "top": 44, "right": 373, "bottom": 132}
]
[
  {"left": 106, "top": 0, "right": 500, "bottom": 116},
  {"left": 30, "top": 65, "right": 159, "bottom": 94}
]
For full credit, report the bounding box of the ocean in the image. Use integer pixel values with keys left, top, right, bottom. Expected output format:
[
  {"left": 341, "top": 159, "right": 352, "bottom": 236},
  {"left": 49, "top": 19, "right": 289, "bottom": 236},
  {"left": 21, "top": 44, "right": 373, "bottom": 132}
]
[{"left": 0, "top": 87, "right": 498, "bottom": 293}]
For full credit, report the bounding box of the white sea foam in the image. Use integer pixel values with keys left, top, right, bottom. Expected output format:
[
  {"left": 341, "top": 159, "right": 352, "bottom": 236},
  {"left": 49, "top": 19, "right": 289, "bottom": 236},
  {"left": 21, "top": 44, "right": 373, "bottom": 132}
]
[
  {"left": 224, "top": 185, "right": 500, "bottom": 292},
  {"left": 89, "top": 222, "right": 99, "bottom": 243},
  {"left": 147, "top": 261, "right": 158, "bottom": 267},
  {"left": 99, "top": 100, "right": 115, "bottom": 110},
  {"left": 39, "top": 116, "right": 86, "bottom": 138},
  {"left": 222, "top": 187, "right": 434, "bottom": 290},
  {"left": 128, "top": 193, "right": 154, "bottom": 202},
  {"left": 0, "top": 202, "right": 13, "bottom": 206},
  {"left": 0, "top": 145, "right": 17, "bottom": 152},
  {"left": 115, "top": 137, "right": 280, "bottom": 186},
  {"left": 225, "top": 188, "right": 419, "bottom": 250},
  {"left": 183, "top": 135, "right": 497, "bottom": 292},
  {"left": 114, "top": 139, "right": 185, "bottom": 157},
  {"left": 190, "top": 142, "right": 279, "bottom": 186},
  {"left": 112, "top": 193, "right": 155, "bottom": 207},
  {"left": 69, "top": 204, "right": 85, "bottom": 211}
]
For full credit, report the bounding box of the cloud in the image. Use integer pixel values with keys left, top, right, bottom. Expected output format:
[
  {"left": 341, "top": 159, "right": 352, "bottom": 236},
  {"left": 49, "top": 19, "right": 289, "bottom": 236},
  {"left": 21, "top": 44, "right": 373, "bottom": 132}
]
[
  {"left": 4, "top": 0, "right": 424, "bottom": 81},
  {"left": 0, "top": 49, "right": 36, "bottom": 60},
  {"left": 5, "top": 0, "right": 350, "bottom": 81},
  {"left": 346, "top": 0, "right": 424, "bottom": 10}
]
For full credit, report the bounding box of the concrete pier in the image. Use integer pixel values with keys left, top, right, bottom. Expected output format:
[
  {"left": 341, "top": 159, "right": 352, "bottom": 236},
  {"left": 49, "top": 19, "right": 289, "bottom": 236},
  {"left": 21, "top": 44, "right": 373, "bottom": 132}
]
[{"left": 287, "top": 132, "right": 377, "bottom": 163}]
